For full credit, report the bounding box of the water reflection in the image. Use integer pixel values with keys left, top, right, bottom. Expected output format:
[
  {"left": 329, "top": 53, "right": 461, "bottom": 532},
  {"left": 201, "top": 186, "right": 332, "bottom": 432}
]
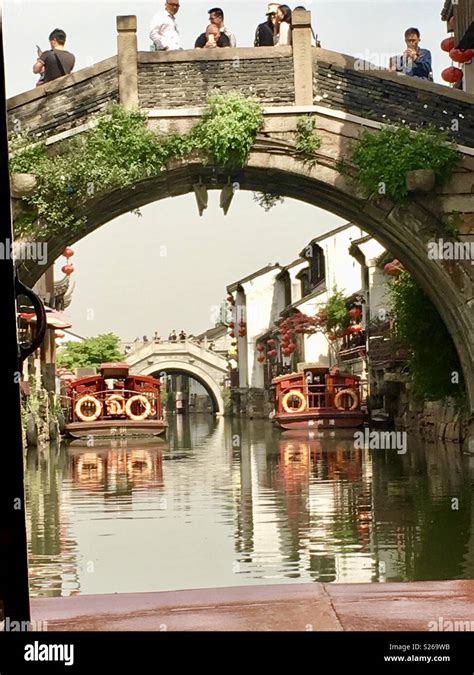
[{"left": 25, "top": 418, "right": 474, "bottom": 597}]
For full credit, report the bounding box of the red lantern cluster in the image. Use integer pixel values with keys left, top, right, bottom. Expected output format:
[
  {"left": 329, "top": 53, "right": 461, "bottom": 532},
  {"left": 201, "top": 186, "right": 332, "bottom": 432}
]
[
  {"left": 441, "top": 15, "right": 468, "bottom": 87},
  {"left": 60, "top": 246, "right": 75, "bottom": 276},
  {"left": 257, "top": 355, "right": 265, "bottom": 363},
  {"left": 238, "top": 318, "right": 247, "bottom": 337}
]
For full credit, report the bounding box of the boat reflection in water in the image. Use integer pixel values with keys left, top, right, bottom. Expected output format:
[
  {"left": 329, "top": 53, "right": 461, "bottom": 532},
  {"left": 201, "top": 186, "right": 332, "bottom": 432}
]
[
  {"left": 276, "top": 431, "right": 370, "bottom": 550},
  {"left": 68, "top": 439, "right": 165, "bottom": 494}
]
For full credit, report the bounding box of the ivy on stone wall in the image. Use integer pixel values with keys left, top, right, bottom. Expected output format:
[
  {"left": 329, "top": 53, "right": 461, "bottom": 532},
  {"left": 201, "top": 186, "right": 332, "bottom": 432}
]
[
  {"left": 388, "top": 271, "right": 466, "bottom": 403},
  {"left": 350, "top": 125, "right": 460, "bottom": 202},
  {"left": 295, "top": 115, "right": 321, "bottom": 162},
  {"left": 9, "top": 93, "right": 264, "bottom": 237}
]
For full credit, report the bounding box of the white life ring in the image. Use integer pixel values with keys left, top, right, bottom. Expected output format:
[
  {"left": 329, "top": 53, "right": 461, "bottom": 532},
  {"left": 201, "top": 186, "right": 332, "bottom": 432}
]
[
  {"left": 106, "top": 394, "right": 125, "bottom": 416},
  {"left": 334, "top": 388, "right": 359, "bottom": 411},
  {"left": 282, "top": 389, "right": 307, "bottom": 414},
  {"left": 75, "top": 395, "right": 102, "bottom": 422},
  {"left": 125, "top": 394, "right": 152, "bottom": 421}
]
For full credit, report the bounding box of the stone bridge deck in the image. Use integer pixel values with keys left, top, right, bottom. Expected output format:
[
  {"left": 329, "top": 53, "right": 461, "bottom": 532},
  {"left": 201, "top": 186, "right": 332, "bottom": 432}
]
[{"left": 6, "top": 14, "right": 474, "bottom": 147}]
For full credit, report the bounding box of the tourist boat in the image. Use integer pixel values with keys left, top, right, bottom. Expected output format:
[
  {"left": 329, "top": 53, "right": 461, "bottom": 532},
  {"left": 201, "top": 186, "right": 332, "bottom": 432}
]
[
  {"left": 63, "top": 363, "right": 167, "bottom": 439},
  {"left": 272, "top": 365, "right": 365, "bottom": 430}
]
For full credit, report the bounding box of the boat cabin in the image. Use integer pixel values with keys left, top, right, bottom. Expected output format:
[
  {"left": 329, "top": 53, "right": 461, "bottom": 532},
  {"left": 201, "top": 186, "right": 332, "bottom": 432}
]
[{"left": 272, "top": 365, "right": 364, "bottom": 430}]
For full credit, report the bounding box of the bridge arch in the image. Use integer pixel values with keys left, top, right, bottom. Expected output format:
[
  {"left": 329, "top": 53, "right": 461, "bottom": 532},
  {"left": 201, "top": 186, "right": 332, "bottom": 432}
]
[
  {"left": 18, "top": 149, "right": 474, "bottom": 421},
  {"left": 132, "top": 358, "right": 225, "bottom": 416}
]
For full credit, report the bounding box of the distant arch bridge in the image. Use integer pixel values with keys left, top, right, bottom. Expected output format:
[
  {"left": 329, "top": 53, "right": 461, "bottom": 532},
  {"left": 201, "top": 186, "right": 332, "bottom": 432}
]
[{"left": 126, "top": 340, "right": 228, "bottom": 415}]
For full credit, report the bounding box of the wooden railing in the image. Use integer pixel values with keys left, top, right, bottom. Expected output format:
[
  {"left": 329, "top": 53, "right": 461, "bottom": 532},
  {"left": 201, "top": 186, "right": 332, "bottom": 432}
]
[{"left": 65, "top": 388, "right": 161, "bottom": 423}]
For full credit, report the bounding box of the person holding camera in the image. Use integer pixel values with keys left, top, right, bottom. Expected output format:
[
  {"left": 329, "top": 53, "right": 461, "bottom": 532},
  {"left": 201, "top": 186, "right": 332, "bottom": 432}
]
[
  {"left": 32, "top": 29, "right": 75, "bottom": 85},
  {"left": 195, "top": 23, "right": 230, "bottom": 48}
]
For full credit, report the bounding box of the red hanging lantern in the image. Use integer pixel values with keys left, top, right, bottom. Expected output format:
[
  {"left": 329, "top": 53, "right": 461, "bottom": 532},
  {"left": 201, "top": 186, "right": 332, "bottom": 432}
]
[
  {"left": 447, "top": 15, "right": 455, "bottom": 32},
  {"left": 239, "top": 319, "right": 245, "bottom": 326},
  {"left": 328, "top": 334, "right": 338, "bottom": 341},
  {"left": 384, "top": 259, "right": 403, "bottom": 277},
  {"left": 441, "top": 36, "right": 455, "bottom": 52},
  {"left": 229, "top": 321, "right": 235, "bottom": 328},
  {"left": 256, "top": 344, "right": 265, "bottom": 352},
  {"left": 348, "top": 324, "right": 363, "bottom": 334},
  {"left": 229, "top": 331, "right": 235, "bottom": 338},
  {"left": 238, "top": 330, "right": 246, "bottom": 337},
  {"left": 63, "top": 247, "right": 74, "bottom": 258},
  {"left": 441, "top": 66, "right": 463, "bottom": 83},
  {"left": 61, "top": 264, "right": 74, "bottom": 275},
  {"left": 268, "top": 349, "right": 277, "bottom": 357},
  {"left": 227, "top": 295, "right": 234, "bottom": 303},
  {"left": 288, "top": 343, "right": 296, "bottom": 352},
  {"left": 267, "top": 338, "right": 276, "bottom": 346},
  {"left": 257, "top": 356, "right": 265, "bottom": 363},
  {"left": 349, "top": 307, "right": 362, "bottom": 320},
  {"left": 449, "top": 48, "right": 474, "bottom": 63}
]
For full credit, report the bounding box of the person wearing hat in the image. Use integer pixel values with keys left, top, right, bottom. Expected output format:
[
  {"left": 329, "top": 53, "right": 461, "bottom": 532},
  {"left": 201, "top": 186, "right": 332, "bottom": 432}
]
[{"left": 254, "top": 3, "right": 280, "bottom": 47}]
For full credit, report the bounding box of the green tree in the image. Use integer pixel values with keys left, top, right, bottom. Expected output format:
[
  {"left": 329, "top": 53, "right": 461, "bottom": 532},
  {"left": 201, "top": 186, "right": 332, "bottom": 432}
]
[
  {"left": 57, "top": 333, "right": 125, "bottom": 370},
  {"left": 389, "top": 272, "right": 465, "bottom": 401}
]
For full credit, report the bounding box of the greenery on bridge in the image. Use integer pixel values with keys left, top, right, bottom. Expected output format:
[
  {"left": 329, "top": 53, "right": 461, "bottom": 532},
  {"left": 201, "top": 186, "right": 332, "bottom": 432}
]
[
  {"left": 389, "top": 271, "right": 466, "bottom": 403},
  {"left": 57, "top": 333, "right": 124, "bottom": 370},
  {"left": 9, "top": 93, "right": 264, "bottom": 237},
  {"left": 350, "top": 125, "right": 460, "bottom": 202}
]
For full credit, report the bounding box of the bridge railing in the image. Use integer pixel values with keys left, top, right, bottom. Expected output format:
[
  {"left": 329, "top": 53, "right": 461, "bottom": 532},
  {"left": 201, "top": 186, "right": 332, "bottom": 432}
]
[{"left": 124, "top": 338, "right": 229, "bottom": 370}]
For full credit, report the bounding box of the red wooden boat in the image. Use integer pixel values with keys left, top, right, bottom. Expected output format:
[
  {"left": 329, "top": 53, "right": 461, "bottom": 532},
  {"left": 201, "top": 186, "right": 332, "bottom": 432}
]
[
  {"left": 272, "top": 366, "right": 365, "bottom": 430},
  {"left": 63, "top": 363, "right": 167, "bottom": 439}
]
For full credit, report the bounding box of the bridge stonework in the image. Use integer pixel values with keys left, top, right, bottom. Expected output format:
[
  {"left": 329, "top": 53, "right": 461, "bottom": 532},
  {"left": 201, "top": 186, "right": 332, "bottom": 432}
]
[{"left": 6, "top": 12, "right": 474, "bottom": 430}]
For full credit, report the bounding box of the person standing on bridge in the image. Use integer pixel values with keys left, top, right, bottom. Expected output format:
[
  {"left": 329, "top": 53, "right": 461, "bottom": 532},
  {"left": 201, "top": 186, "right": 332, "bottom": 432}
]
[
  {"left": 33, "top": 29, "right": 75, "bottom": 84},
  {"left": 150, "top": 1, "right": 181, "bottom": 51},
  {"left": 390, "top": 27, "right": 432, "bottom": 81},
  {"left": 254, "top": 3, "right": 279, "bottom": 47},
  {"left": 274, "top": 5, "right": 292, "bottom": 46},
  {"left": 208, "top": 7, "right": 236, "bottom": 48}
]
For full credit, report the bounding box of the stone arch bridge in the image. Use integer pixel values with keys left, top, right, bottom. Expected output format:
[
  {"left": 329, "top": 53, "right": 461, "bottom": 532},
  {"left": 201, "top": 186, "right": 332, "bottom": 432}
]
[
  {"left": 126, "top": 340, "right": 229, "bottom": 415},
  {"left": 7, "top": 11, "right": 474, "bottom": 428}
]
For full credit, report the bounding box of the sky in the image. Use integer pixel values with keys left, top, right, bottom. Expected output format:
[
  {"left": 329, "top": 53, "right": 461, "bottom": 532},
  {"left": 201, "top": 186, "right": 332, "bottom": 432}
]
[{"left": 3, "top": 1, "right": 456, "bottom": 340}]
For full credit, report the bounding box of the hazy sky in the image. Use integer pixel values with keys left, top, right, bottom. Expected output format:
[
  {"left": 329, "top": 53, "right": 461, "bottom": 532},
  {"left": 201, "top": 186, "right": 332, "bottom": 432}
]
[{"left": 3, "top": 1, "right": 455, "bottom": 340}]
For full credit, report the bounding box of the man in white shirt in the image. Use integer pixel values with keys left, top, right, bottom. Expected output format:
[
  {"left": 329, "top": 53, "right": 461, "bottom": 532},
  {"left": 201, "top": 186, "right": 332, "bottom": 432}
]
[
  {"left": 150, "top": 1, "right": 181, "bottom": 51},
  {"left": 208, "top": 7, "right": 237, "bottom": 48}
]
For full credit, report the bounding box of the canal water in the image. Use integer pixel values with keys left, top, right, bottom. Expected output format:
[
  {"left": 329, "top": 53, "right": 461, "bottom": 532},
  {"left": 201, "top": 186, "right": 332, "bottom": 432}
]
[{"left": 25, "top": 417, "right": 474, "bottom": 597}]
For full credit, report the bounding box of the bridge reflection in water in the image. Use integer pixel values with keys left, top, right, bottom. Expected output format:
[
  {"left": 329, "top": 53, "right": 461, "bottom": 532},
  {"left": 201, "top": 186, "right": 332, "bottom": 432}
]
[{"left": 24, "top": 418, "right": 474, "bottom": 597}]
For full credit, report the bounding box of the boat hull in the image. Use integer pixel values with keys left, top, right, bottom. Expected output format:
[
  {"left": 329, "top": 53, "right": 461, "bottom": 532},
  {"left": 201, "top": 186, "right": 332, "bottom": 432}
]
[
  {"left": 65, "top": 419, "right": 168, "bottom": 439},
  {"left": 273, "top": 409, "right": 365, "bottom": 430}
]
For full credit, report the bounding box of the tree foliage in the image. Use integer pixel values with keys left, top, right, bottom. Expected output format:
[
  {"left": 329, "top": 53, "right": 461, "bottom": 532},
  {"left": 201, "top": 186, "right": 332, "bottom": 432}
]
[
  {"left": 57, "top": 333, "right": 125, "bottom": 370},
  {"left": 388, "top": 271, "right": 465, "bottom": 401}
]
